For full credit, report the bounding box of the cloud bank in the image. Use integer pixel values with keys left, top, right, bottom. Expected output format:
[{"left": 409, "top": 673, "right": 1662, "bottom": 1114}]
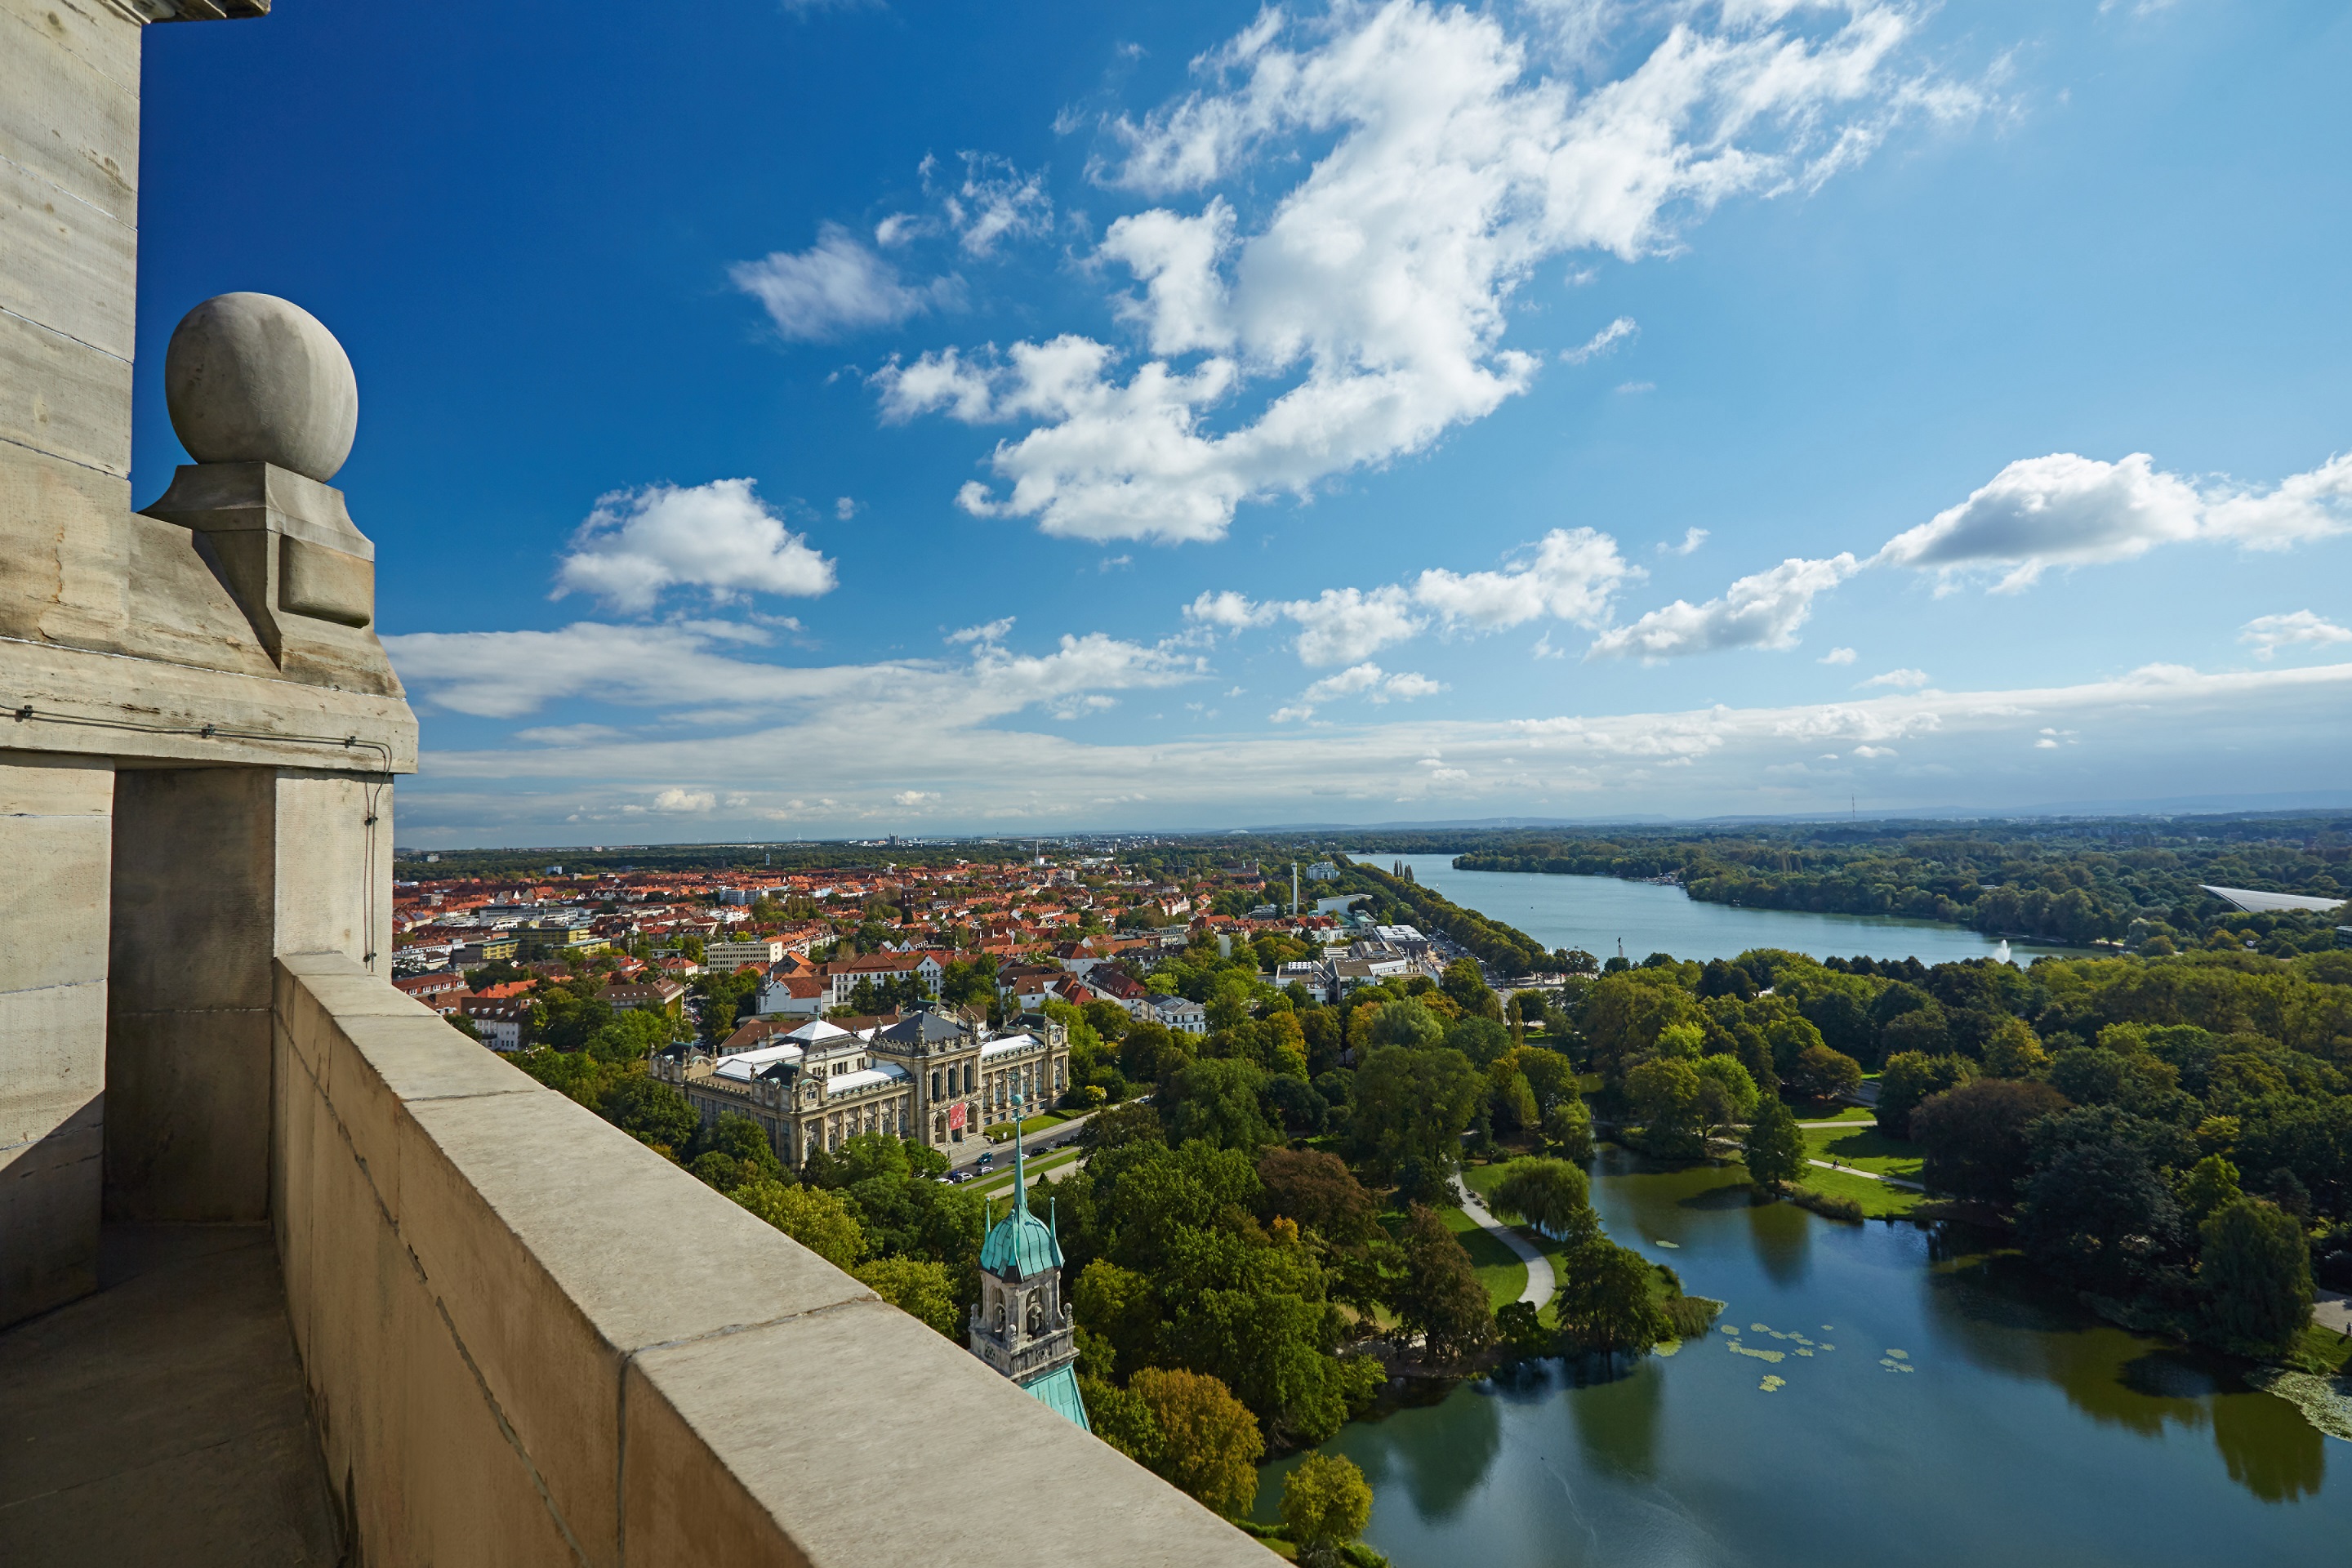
[{"left": 875, "top": 0, "right": 1971, "bottom": 543}]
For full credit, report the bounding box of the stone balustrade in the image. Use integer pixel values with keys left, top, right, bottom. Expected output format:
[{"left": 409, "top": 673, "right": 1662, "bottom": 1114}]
[{"left": 271, "top": 951, "right": 1270, "bottom": 1566}]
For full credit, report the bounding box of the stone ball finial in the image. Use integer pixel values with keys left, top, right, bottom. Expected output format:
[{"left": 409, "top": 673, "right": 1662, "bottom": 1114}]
[{"left": 163, "top": 292, "right": 359, "bottom": 483}]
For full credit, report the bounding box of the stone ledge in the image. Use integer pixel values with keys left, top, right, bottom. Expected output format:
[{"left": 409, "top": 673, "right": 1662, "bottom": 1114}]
[
  {"left": 0, "top": 634, "right": 416, "bottom": 771},
  {"left": 273, "top": 953, "right": 1273, "bottom": 1566}
]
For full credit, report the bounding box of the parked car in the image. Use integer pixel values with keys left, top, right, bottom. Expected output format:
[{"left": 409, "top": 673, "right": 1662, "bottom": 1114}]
[
  {"left": 977, "top": 1152, "right": 995, "bottom": 1169},
  {"left": 943, "top": 1170, "right": 969, "bottom": 1184}
]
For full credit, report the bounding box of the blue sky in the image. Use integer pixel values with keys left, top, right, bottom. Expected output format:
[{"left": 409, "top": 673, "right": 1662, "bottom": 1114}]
[{"left": 134, "top": 1, "right": 2352, "bottom": 844}]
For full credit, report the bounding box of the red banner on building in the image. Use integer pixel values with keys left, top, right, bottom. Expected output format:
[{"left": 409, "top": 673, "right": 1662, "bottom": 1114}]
[{"left": 947, "top": 1102, "right": 967, "bottom": 1131}]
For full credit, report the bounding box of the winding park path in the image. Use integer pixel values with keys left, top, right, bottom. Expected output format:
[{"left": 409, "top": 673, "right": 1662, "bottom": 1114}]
[
  {"left": 1455, "top": 1183, "right": 1555, "bottom": 1308},
  {"left": 1806, "top": 1157, "right": 1924, "bottom": 1191}
]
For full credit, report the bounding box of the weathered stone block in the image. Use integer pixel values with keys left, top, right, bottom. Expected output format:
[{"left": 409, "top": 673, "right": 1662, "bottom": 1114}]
[
  {"left": 109, "top": 766, "right": 274, "bottom": 1010},
  {"left": 0, "top": 1096, "right": 100, "bottom": 1327},
  {"left": 0, "top": 306, "right": 132, "bottom": 478},
  {"left": 0, "top": 978, "right": 106, "bottom": 1147},
  {"left": 102, "top": 1007, "right": 270, "bottom": 1222},
  {"left": 0, "top": 151, "right": 135, "bottom": 363},
  {"left": 0, "top": 795, "right": 111, "bottom": 996},
  {"left": 274, "top": 773, "right": 388, "bottom": 961},
  {"left": 0, "top": 0, "right": 139, "bottom": 221},
  {"left": 0, "top": 0, "right": 141, "bottom": 100}
]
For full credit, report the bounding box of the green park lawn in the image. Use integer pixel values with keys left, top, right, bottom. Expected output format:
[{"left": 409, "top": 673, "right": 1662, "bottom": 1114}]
[
  {"left": 1797, "top": 1106, "right": 1877, "bottom": 1124},
  {"left": 1793, "top": 1163, "right": 1926, "bottom": 1219},
  {"left": 1438, "top": 1203, "right": 1528, "bottom": 1312},
  {"left": 1802, "top": 1125, "right": 1924, "bottom": 1183},
  {"left": 1459, "top": 1162, "right": 1575, "bottom": 1328}
]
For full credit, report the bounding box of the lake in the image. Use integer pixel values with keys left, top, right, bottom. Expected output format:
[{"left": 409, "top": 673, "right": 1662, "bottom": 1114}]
[
  {"left": 1362, "top": 853, "right": 2080, "bottom": 968},
  {"left": 1254, "top": 1150, "right": 2351, "bottom": 1566}
]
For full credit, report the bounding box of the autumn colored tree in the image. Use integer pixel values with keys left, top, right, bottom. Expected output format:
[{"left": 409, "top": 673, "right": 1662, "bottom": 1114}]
[
  {"left": 731, "top": 1179, "right": 866, "bottom": 1270},
  {"left": 1281, "top": 1452, "right": 1375, "bottom": 1556},
  {"left": 1128, "top": 1367, "right": 1265, "bottom": 1517},
  {"left": 851, "top": 1256, "right": 959, "bottom": 1336}
]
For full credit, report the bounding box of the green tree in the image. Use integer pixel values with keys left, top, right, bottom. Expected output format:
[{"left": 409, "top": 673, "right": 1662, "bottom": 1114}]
[
  {"left": 1351, "top": 1045, "right": 1482, "bottom": 1182},
  {"left": 2179, "top": 1153, "right": 2243, "bottom": 1226},
  {"left": 852, "top": 1255, "right": 960, "bottom": 1336},
  {"left": 1489, "top": 1157, "right": 1594, "bottom": 1242},
  {"left": 2199, "top": 1197, "right": 2314, "bottom": 1356},
  {"left": 1788, "top": 1044, "right": 1864, "bottom": 1103},
  {"left": 1393, "top": 1205, "right": 1495, "bottom": 1365},
  {"left": 1442, "top": 957, "right": 1503, "bottom": 1020},
  {"left": 1280, "top": 1452, "right": 1374, "bottom": 1556},
  {"left": 1073, "top": 1258, "right": 1161, "bottom": 1379},
  {"left": 1910, "top": 1079, "right": 2069, "bottom": 1204},
  {"left": 1365, "top": 999, "right": 1446, "bottom": 1050},
  {"left": 1624, "top": 1057, "right": 1706, "bottom": 1160},
  {"left": 1445, "top": 1014, "right": 1511, "bottom": 1067},
  {"left": 1695, "top": 1054, "right": 1761, "bottom": 1134},
  {"left": 688, "top": 1111, "right": 784, "bottom": 1191},
  {"left": 1544, "top": 1097, "right": 1594, "bottom": 1164},
  {"left": 1742, "top": 1096, "right": 1804, "bottom": 1193},
  {"left": 1982, "top": 1016, "right": 2053, "bottom": 1080},
  {"left": 598, "top": 1071, "right": 697, "bottom": 1153},
  {"left": 1080, "top": 1375, "right": 1164, "bottom": 1468},
  {"left": 1875, "top": 1052, "right": 1979, "bottom": 1138},
  {"left": 1128, "top": 1367, "right": 1264, "bottom": 1517},
  {"left": 1552, "top": 1238, "right": 1668, "bottom": 1354},
  {"left": 1165, "top": 1058, "right": 1280, "bottom": 1151},
  {"left": 731, "top": 1178, "right": 866, "bottom": 1269}
]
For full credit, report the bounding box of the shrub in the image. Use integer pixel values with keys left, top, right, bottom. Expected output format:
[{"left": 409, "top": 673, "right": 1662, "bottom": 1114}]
[{"left": 1788, "top": 1186, "right": 1864, "bottom": 1223}]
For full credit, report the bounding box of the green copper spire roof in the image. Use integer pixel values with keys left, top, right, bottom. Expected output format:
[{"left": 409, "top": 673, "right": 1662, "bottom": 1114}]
[
  {"left": 1020, "top": 1363, "right": 1091, "bottom": 1431},
  {"left": 978, "top": 1090, "right": 1063, "bottom": 1278}
]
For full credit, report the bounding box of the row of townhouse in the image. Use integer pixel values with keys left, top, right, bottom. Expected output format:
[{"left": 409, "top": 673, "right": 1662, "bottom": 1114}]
[{"left": 392, "top": 972, "right": 687, "bottom": 1052}]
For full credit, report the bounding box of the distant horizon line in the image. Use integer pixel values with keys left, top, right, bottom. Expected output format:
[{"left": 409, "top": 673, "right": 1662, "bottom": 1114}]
[{"left": 391, "top": 789, "right": 2352, "bottom": 858}]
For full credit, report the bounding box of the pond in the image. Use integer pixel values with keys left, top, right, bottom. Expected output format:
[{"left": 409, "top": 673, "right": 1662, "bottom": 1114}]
[
  {"left": 1254, "top": 1150, "right": 2349, "bottom": 1567},
  {"left": 1363, "top": 853, "right": 2080, "bottom": 968}
]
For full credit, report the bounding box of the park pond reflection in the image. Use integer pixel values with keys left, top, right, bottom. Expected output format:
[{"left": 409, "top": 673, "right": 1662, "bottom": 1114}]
[{"left": 1256, "top": 1150, "right": 2345, "bottom": 1567}]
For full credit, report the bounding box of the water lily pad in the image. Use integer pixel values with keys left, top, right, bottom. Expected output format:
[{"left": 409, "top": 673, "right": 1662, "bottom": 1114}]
[
  {"left": 1750, "top": 1322, "right": 1771, "bottom": 1333},
  {"left": 1885, "top": 1348, "right": 1909, "bottom": 1359},
  {"left": 1655, "top": 1338, "right": 1682, "bottom": 1356},
  {"left": 1759, "top": 1375, "right": 1786, "bottom": 1392},
  {"left": 1793, "top": 1348, "right": 1814, "bottom": 1357},
  {"left": 1719, "top": 1325, "right": 1740, "bottom": 1336},
  {"left": 1655, "top": 1239, "right": 1681, "bottom": 1249},
  {"left": 1731, "top": 1343, "right": 1786, "bottom": 1363}
]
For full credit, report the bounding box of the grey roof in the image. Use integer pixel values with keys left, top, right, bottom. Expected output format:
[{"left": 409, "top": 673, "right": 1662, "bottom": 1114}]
[
  {"left": 876, "top": 1011, "right": 968, "bottom": 1045},
  {"left": 2200, "top": 884, "right": 2347, "bottom": 915}
]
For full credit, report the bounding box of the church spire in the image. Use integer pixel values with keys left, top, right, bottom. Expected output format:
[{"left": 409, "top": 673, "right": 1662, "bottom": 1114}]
[{"left": 1011, "top": 1085, "right": 1028, "bottom": 1219}]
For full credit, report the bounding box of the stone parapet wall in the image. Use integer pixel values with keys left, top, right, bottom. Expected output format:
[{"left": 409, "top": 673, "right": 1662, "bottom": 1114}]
[{"left": 273, "top": 951, "right": 1270, "bottom": 1566}]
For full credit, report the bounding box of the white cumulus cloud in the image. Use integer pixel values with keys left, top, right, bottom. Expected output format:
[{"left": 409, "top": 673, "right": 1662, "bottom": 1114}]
[
  {"left": 1819, "top": 645, "right": 1857, "bottom": 665},
  {"left": 554, "top": 479, "right": 837, "bottom": 614},
  {"left": 1272, "top": 662, "right": 1446, "bottom": 721},
  {"left": 876, "top": 0, "right": 1966, "bottom": 543},
  {"left": 1191, "top": 527, "right": 1638, "bottom": 666},
  {"left": 2241, "top": 610, "right": 2352, "bottom": 661},
  {"left": 1859, "top": 667, "right": 1931, "bottom": 689},
  {"left": 731, "top": 223, "right": 961, "bottom": 341},
  {"left": 1589, "top": 554, "right": 1859, "bottom": 661},
  {"left": 1878, "top": 450, "right": 2352, "bottom": 592}
]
